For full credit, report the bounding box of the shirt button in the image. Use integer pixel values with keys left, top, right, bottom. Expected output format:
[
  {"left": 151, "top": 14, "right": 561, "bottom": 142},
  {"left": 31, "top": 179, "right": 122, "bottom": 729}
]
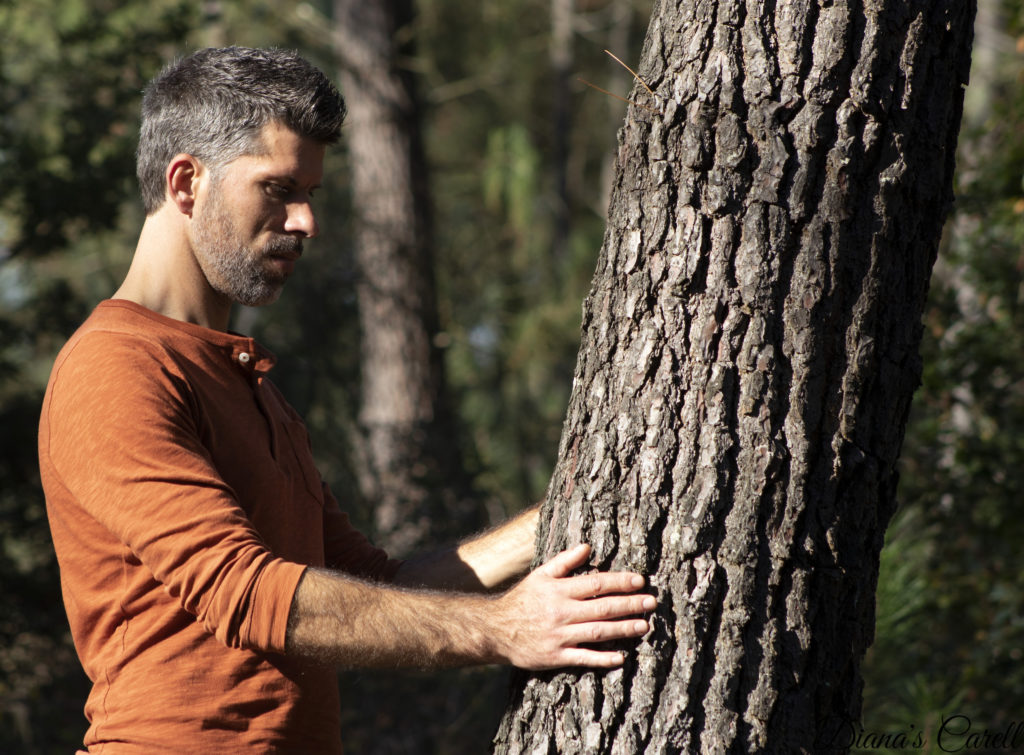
[{"left": 238, "top": 352, "right": 251, "bottom": 364}]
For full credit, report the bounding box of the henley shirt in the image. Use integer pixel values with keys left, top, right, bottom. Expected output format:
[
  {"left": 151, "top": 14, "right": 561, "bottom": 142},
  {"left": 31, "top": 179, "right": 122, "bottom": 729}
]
[{"left": 39, "top": 299, "right": 401, "bottom": 753}]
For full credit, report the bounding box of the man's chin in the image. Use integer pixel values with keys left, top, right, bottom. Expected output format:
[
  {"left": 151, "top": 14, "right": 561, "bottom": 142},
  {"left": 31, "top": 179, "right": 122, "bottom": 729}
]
[{"left": 230, "top": 283, "right": 285, "bottom": 308}]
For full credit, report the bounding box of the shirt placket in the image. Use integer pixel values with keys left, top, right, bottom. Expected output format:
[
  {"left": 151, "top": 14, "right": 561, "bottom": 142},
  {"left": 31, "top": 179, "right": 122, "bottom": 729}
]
[{"left": 233, "top": 342, "right": 280, "bottom": 461}]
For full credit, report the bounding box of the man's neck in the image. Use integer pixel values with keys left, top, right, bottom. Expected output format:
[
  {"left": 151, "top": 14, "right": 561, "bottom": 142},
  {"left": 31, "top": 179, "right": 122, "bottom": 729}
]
[{"left": 114, "top": 209, "right": 233, "bottom": 331}]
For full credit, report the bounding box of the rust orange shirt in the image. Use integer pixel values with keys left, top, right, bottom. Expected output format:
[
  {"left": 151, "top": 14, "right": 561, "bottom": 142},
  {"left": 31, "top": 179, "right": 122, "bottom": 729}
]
[{"left": 39, "top": 299, "right": 400, "bottom": 753}]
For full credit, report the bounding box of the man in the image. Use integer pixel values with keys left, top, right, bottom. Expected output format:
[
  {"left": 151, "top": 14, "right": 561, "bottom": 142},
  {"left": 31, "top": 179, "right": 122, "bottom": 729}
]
[{"left": 39, "top": 47, "right": 655, "bottom": 752}]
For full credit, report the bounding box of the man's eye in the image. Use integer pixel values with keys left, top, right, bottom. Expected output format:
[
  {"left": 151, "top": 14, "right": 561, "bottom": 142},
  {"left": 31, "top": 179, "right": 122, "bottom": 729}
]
[{"left": 265, "top": 183, "right": 289, "bottom": 198}]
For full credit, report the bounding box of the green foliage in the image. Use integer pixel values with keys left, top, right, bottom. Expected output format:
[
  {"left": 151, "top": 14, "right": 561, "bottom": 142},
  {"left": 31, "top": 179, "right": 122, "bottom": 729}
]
[
  {"left": 0, "top": 266, "right": 100, "bottom": 751},
  {"left": 0, "top": 306, "right": 92, "bottom": 752},
  {"left": 0, "top": 0, "right": 197, "bottom": 256},
  {"left": 484, "top": 123, "right": 541, "bottom": 235},
  {"left": 421, "top": 0, "right": 652, "bottom": 510}
]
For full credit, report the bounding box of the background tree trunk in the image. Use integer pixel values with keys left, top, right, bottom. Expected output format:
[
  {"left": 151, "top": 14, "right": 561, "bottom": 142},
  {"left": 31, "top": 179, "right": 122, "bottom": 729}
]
[
  {"left": 329, "top": 4, "right": 505, "bottom": 753},
  {"left": 332, "top": 0, "right": 478, "bottom": 554},
  {"left": 550, "top": 0, "right": 575, "bottom": 267},
  {"left": 494, "top": 0, "right": 975, "bottom": 752}
]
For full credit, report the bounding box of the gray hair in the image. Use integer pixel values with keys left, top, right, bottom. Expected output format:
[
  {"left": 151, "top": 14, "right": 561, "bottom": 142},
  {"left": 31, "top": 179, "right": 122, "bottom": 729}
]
[{"left": 136, "top": 46, "right": 345, "bottom": 214}]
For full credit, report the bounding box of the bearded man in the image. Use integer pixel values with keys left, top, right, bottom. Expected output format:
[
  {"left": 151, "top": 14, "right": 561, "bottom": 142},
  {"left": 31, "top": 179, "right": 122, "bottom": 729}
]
[{"left": 38, "top": 47, "right": 655, "bottom": 753}]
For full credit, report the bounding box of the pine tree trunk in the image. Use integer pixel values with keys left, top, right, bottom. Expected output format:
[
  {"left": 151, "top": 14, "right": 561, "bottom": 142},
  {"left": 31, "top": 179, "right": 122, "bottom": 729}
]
[
  {"left": 332, "top": 0, "right": 478, "bottom": 554},
  {"left": 494, "top": 0, "right": 975, "bottom": 752}
]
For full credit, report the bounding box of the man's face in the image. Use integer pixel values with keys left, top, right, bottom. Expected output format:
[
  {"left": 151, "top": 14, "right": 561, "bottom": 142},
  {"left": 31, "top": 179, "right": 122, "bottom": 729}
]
[{"left": 191, "top": 121, "right": 326, "bottom": 307}]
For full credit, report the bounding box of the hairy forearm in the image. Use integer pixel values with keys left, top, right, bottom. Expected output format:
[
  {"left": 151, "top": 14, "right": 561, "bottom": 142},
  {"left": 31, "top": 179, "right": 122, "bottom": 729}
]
[
  {"left": 394, "top": 506, "right": 540, "bottom": 591},
  {"left": 286, "top": 543, "right": 656, "bottom": 672},
  {"left": 286, "top": 567, "right": 500, "bottom": 668}
]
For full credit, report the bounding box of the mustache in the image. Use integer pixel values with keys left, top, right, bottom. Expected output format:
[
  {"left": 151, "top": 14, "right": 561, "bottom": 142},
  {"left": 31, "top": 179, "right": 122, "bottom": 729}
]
[{"left": 266, "top": 236, "right": 303, "bottom": 255}]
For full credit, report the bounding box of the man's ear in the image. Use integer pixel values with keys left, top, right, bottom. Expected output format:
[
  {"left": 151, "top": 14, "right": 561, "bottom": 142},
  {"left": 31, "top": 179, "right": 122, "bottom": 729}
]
[{"left": 165, "top": 154, "right": 203, "bottom": 216}]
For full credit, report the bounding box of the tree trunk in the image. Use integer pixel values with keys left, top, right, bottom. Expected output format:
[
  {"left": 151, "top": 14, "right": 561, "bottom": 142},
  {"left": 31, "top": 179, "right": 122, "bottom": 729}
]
[
  {"left": 329, "top": 5, "right": 506, "bottom": 753},
  {"left": 332, "top": 0, "right": 478, "bottom": 554},
  {"left": 494, "top": 0, "right": 975, "bottom": 752},
  {"left": 550, "top": 0, "right": 574, "bottom": 267}
]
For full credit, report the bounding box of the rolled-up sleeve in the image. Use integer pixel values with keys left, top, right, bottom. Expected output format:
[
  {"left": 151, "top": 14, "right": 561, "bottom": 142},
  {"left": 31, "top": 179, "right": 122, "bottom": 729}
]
[{"left": 42, "top": 332, "right": 300, "bottom": 653}]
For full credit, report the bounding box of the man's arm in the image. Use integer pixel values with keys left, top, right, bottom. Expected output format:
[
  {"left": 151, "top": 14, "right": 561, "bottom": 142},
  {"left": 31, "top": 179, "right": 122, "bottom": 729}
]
[
  {"left": 286, "top": 543, "right": 656, "bottom": 670},
  {"left": 392, "top": 506, "right": 541, "bottom": 591}
]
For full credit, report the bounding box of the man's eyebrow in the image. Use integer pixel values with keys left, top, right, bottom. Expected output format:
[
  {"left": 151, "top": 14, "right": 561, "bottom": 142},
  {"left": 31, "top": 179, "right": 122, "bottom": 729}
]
[
  {"left": 261, "top": 174, "right": 321, "bottom": 191},
  {"left": 261, "top": 174, "right": 297, "bottom": 186}
]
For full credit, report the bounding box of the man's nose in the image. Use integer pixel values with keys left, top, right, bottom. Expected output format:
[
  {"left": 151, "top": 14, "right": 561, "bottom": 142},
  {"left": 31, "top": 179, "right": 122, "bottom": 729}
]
[{"left": 284, "top": 201, "right": 318, "bottom": 238}]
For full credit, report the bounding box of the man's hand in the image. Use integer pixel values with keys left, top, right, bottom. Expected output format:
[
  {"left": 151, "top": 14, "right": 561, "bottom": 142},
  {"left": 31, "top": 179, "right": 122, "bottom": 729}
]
[{"left": 491, "top": 543, "right": 656, "bottom": 670}]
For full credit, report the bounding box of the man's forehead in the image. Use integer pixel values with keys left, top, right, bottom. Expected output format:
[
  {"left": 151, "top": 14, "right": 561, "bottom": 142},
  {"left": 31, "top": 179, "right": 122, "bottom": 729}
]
[{"left": 229, "top": 122, "right": 325, "bottom": 178}]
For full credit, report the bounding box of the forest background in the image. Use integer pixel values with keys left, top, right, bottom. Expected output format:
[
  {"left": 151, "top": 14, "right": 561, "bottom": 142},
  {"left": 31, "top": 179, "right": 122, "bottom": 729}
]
[{"left": 1, "top": 0, "right": 1022, "bottom": 752}]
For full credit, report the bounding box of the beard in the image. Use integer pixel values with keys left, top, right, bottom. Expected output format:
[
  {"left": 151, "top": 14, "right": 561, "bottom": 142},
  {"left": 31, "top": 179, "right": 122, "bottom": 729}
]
[{"left": 192, "top": 187, "right": 302, "bottom": 307}]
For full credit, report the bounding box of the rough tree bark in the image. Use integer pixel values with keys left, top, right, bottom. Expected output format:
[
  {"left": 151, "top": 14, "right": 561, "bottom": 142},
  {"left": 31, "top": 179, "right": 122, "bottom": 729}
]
[
  {"left": 332, "top": 0, "right": 478, "bottom": 554},
  {"left": 495, "top": 0, "right": 975, "bottom": 752}
]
